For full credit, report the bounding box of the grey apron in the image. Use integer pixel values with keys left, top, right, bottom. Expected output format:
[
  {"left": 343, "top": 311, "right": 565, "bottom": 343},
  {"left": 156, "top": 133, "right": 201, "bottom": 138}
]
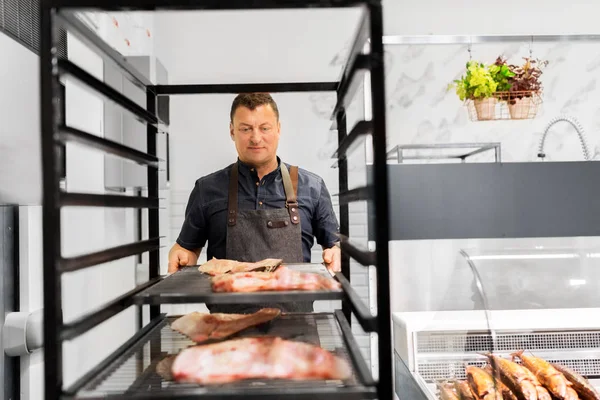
[{"left": 206, "top": 161, "right": 314, "bottom": 314}]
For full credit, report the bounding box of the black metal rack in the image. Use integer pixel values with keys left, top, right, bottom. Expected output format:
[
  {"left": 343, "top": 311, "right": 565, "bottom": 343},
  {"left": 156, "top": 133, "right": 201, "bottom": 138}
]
[{"left": 40, "top": 1, "right": 391, "bottom": 399}]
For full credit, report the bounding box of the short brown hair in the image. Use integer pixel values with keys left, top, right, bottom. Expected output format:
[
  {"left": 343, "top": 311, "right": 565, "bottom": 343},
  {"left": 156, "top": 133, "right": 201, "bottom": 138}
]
[{"left": 230, "top": 93, "right": 279, "bottom": 122}]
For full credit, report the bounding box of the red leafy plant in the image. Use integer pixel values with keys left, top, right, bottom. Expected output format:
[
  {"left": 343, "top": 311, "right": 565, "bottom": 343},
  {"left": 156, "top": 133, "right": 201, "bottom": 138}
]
[{"left": 506, "top": 57, "right": 549, "bottom": 104}]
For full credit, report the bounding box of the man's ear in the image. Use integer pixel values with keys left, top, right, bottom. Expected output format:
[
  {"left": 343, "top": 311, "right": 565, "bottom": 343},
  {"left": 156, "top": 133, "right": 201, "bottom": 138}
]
[{"left": 229, "top": 122, "right": 234, "bottom": 140}]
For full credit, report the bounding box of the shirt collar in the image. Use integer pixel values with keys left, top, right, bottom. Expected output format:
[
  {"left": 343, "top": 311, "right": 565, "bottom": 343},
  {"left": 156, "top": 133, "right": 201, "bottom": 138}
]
[{"left": 237, "top": 156, "right": 281, "bottom": 179}]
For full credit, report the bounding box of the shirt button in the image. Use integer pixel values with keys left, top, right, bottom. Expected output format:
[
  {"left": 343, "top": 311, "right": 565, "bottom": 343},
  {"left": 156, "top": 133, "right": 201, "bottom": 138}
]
[{"left": 256, "top": 182, "right": 259, "bottom": 186}]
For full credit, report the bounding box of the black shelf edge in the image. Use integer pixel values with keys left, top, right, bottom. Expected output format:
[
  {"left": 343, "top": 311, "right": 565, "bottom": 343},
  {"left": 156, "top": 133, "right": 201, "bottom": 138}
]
[
  {"left": 69, "top": 386, "right": 377, "bottom": 400},
  {"left": 332, "top": 55, "right": 370, "bottom": 119},
  {"left": 50, "top": 0, "right": 371, "bottom": 9},
  {"left": 153, "top": 82, "right": 338, "bottom": 95},
  {"left": 60, "top": 192, "right": 160, "bottom": 209},
  {"left": 133, "top": 287, "right": 344, "bottom": 306},
  {"left": 334, "top": 310, "right": 376, "bottom": 385},
  {"left": 61, "top": 278, "right": 162, "bottom": 341},
  {"left": 338, "top": 235, "right": 376, "bottom": 267},
  {"left": 57, "top": 59, "right": 161, "bottom": 126},
  {"left": 63, "top": 314, "right": 167, "bottom": 396},
  {"left": 331, "top": 5, "right": 371, "bottom": 119},
  {"left": 335, "top": 273, "right": 377, "bottom": 332},
  {"left": 332, "top": 120, "right": 372, "bottom": 159},
  {"left": 133, "top": 265, "right": 343, "bottom": 305},
  {"left": 60, "top": 238, "right": 161, "bottom": 273},
  {"left": 55, "top": 10, "right": 154, "bottom": 89},
  {"left": 57, "top": 125, "right": 161, "bottom": 167},
  {"left": 337, "top": 186, "right": 373, "bottom": 205}
]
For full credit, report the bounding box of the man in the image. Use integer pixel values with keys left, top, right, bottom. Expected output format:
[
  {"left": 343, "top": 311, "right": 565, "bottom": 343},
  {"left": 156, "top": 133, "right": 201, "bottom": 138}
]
[{"left": 168, "top": 93, "right": 341, "bottom": 314}]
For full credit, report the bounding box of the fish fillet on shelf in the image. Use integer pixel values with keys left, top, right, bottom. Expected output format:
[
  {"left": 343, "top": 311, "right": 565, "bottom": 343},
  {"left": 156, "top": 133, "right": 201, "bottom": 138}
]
[
  {"left": 170, "top": 308, "right": 281, "bottom": 343},
  {"left": 198, "top": 257, "right": 283, "bottom": 276},
  {"left": 171, "top": 337, "right": 352, "bottom": 385},
  {"left": 211, "top": 266, "right": 341, "bottom": 293}
]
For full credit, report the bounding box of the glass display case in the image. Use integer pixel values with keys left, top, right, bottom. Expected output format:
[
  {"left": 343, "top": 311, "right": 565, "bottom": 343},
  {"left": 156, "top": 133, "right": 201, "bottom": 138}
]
[{"left": 393, "top": 246, "right": 600, "bottom": 400}]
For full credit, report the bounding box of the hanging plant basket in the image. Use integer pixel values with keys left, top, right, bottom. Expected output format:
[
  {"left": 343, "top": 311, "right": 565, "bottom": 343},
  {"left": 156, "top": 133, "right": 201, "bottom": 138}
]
[{"left": 465, "top": 90, "right": 542, "bottom": 121}]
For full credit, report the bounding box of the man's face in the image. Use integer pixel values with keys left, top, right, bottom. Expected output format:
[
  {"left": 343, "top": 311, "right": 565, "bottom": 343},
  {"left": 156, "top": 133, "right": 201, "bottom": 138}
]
[{"left": 230, "top": 104, "right": 281, "bottom": 167}]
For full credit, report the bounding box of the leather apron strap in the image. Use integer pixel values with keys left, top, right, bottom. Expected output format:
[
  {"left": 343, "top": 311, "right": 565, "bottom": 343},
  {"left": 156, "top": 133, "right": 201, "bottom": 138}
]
[
  {"left": 280, "top": 163, "right": 300, "bottom": 225},
  {"left": 227, "top": 162, "right": 300, "bottom": 226},
  {"left": 227, "top": 163, "right": 239, "bottom": 227}
]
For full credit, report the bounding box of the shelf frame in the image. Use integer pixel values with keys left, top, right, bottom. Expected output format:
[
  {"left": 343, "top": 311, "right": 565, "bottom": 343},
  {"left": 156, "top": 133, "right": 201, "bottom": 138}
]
[{"left": 41, "top": 2, "right": 392, "bottom": 400}]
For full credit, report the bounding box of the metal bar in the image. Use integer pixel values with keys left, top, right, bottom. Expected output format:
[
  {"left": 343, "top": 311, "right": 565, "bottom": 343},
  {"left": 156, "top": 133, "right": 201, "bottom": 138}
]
[
  {"left": 333, "top": 120, "right": 372, "bottom": 159},
  {"left": 336, "top": 110, "right": 352, "bottom": 327},
  {"left": 60, "top": 238, "right": 161, "bottom": 273},
  {"left": 41, "top": 6, "right": 64, "bottom": 400},
  {"left": 60, "top": 192, "right": 159, "bottom": 208},
  {"left": 335, "top": 273, "right": 377, "bottom": 332},
  {"left": 390, "top": 142, "right": 501, "bottom": 151},
  {"left": 337, "top": 186, "right": 373, "bottom": 205},
  {"left": 66, "top": 386, "right": 376, "bottom": 400},
  {"left": 57, "top": 125, "right": 160, "bottom": 167},
  {"left": 381, "top": 33, "right": 600, "bottom": 45},
  {"left": 334, "top": 310, "right": 376, "bottom": 386},
  {"left": 460, "top": 145, "right": 499, "bottom": 159},
  {"left": 332, "top": 55, "right": 370, "bottom": 118},
  {"left": 331, "top": 4, "right": 370, "bottom": 118},
  {"left": 50, "top": 0, "right": 370, "bottom": 10},
  {"left": 153, "top": 82, "right": 338, "bottom": 95},
  {"left": 63, "top": 314, "right": 166, "bottom": 396},
  {"left": 57, "top": 59, "right": 160, "bottom": 125},
  {"left": 368, "top": 3, "right": 393, "bottom": 400},
  {"left": 147, "top": 88, "right": 161, "bottom": 321},
  {"left": 55, "top": 10, "right": 153, "bottom": 89},
  {"left": 338, "top": 234, "right": 376, "bottom": 266},
  {"left": 61, "top": 278, "right": 162, "bottom": 341}
]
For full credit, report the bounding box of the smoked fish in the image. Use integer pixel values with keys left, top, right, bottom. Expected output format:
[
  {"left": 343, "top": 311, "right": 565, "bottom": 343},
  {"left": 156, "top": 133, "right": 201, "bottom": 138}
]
[
  {"left": 512, "top": 351, "right": 577, "bottom": 400},
  {"left": 466, "top": 365, "right": 503, "bottom": 400},
  {"left": 551, "top": 363, "right": 600, "bottom": 400}
]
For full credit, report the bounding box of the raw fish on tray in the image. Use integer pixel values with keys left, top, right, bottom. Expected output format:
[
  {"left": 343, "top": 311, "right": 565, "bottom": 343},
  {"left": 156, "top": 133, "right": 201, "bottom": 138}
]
[
  {"left": 170, "top": 308, "right": 281, "bottom": 343},
  {"left": 198, "top": 257, "right": 283, "bottom": 276},
  {"left": 171, "top": 337, "right": 352, "bottom": 384},
  {"left": 211, "top": 266, "right": 341, "bottom": 293}
]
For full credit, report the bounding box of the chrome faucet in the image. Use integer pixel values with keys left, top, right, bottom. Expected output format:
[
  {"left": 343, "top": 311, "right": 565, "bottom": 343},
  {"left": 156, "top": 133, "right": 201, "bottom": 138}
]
[{"left": 537, "top": 115, "right": 591, "bottom": 161}]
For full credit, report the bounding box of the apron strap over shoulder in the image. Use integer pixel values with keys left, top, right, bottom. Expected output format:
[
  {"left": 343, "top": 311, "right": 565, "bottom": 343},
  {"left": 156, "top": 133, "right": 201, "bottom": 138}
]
[
  {"left": 281, "top": 163, "right": 300, "bottom": 225},
  {"left": 227, "top": 163, "right": 239, "bottom": 226}
]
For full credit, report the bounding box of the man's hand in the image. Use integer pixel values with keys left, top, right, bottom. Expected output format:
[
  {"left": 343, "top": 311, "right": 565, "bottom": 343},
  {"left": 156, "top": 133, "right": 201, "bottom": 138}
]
[
  {"left": 322, "top": 244, "right": 341, "bottom": 273},
  {"left": 168, "top": 243, "right": 200, "bottom": 274}
]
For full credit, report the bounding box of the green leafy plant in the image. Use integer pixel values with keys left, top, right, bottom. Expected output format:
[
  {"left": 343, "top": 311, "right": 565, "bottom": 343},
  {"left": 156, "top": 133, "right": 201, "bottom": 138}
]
[
  {"left": 448, "top": 61, "right": 498, "bottom": 101},
  {"left": 489, "top": 56, "right": 516, "bottom": 100}
]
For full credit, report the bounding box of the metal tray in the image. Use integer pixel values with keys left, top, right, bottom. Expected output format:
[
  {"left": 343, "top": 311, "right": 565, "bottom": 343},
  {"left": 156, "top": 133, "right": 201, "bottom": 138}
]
[
  {"left": 70, "top": 312, "right": 376, "bottom": 400},
  {"left": 133, "top": 263, "right": 343, "bottom": 305}
]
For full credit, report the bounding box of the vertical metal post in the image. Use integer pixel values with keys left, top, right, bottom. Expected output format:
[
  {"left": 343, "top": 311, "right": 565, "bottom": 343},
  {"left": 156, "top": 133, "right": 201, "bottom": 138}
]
[
  {"left": 146, "top": 89, "right": 160, "bottom": 321},
  {"left": 368, "top": 2, "right": 392, "bottom": 399},
  {"left": 1, "top": 206, "right": 20, "bottom": 400},
  {"left": 41, "top": 4, "right": 63, "bottom": 399},
  {"left": 336, "top": 110, "right": 352, "bottom": 325}
]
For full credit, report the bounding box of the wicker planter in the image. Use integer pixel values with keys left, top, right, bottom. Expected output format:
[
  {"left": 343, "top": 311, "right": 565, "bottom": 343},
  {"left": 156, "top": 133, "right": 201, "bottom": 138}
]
[
  {"left": 508, "top": 96, "right": 536, "bottom": 120},
  {"left": 473, "top": 97, "right": 497, "bottom": 121}
]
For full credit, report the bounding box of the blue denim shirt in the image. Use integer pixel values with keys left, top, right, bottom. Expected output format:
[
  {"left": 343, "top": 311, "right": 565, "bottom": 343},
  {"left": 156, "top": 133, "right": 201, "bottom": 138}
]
[{"left": 176, "top": 157, "right": 340, "bottom": 262}]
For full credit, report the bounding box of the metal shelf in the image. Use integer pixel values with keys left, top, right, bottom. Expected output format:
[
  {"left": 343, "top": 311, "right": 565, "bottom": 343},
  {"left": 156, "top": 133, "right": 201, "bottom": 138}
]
[
  {"left": 41, "top": 1, "right": 392, "bottom": 399},
  {"left": 133, "top": 264, "right": 343, "bottom": 305},
  {"left": 67, "top": 313, "right": 376, "bottom": 400}
]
